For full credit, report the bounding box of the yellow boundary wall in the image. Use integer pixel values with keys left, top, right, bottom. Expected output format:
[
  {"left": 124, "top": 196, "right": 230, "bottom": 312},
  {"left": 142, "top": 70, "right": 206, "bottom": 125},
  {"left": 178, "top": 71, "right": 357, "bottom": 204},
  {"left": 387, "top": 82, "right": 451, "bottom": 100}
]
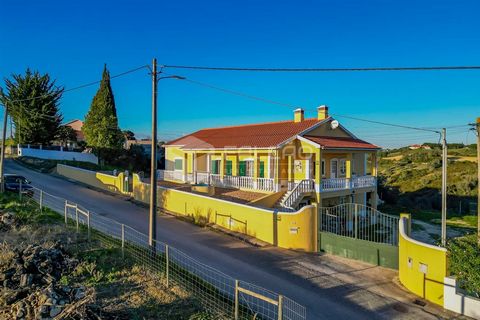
[
  {"left": 133, "top": 174, "right": 317, "bottom": 251},
  {"left": 57, "top": 164, "right": 317, "bottom": 252},
  {"left": 399, "top": 213, "right": 448, "bottom": 306},
  {"left": 57, "top": 164, "right": 129, "bottom": 195}
]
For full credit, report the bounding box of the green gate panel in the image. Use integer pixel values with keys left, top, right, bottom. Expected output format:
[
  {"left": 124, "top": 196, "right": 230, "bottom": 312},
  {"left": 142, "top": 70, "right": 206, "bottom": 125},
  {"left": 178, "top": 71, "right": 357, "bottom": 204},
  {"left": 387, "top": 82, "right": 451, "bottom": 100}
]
[{"left": 318, "top": 232, "right": 399, "bottom": 269}]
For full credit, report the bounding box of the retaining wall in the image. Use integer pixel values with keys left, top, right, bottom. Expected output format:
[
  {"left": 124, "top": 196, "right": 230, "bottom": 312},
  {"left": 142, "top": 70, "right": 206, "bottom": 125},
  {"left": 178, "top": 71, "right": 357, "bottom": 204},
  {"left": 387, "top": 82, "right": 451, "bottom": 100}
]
[{"left": 19, "top": 146, "right": 98, "bottom": 164}]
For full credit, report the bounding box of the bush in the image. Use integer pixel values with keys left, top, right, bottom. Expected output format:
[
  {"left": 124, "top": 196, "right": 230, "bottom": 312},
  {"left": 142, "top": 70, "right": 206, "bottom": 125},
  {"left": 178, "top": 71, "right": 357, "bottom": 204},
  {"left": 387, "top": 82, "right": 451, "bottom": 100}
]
[{"left": 447, "top": 235, "right": 480, "bottom": 298}]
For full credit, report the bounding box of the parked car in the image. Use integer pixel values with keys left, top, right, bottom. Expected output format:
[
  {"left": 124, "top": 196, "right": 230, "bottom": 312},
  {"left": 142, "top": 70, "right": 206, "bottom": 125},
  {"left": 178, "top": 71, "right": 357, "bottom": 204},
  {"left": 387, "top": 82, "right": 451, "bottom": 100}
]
[{"left": 4, "top": 174, "right": 34, "bottom": 196}]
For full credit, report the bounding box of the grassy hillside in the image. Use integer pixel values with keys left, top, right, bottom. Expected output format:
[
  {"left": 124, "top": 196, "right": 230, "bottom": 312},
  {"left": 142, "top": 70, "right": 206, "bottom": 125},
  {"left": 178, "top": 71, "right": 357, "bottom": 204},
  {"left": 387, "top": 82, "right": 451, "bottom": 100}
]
[{"left": 378, "top": 144, "right": 478, "bottom": 225}]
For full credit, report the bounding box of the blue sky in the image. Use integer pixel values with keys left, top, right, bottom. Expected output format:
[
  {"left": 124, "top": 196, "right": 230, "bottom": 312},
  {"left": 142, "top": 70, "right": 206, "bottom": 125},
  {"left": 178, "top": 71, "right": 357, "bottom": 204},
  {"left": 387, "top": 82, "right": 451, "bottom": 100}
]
[{"left": 1, "top": 0, "right": 479, "bottom": 147}]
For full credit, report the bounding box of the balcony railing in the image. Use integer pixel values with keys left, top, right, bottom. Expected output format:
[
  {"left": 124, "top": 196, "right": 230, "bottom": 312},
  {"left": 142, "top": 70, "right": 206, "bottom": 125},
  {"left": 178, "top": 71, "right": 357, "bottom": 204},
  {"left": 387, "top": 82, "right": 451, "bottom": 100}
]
[
  {"left": 320, "top": 175, "right": 376, "bottom": 191},
  {"left": 158, "top": 170, "right": 276, "bottom": 192}
]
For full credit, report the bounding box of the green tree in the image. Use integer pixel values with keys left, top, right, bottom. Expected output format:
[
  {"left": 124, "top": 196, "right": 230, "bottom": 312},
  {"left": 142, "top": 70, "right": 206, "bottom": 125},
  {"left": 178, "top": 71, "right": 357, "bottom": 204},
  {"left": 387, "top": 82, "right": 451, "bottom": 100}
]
[
  {"left": 55, "top": 125, "right": 78, "bottom": 147},
  {"left": 0, "top": 69, "right": 63, "bottom": 144},
  {"left": 83, "top": 65, "right": 124, "bottom": 150}
]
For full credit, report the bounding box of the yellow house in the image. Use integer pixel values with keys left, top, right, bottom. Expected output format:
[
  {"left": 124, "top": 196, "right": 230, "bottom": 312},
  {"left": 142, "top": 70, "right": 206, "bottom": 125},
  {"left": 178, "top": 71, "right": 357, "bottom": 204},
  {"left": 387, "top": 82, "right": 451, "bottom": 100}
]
[{"left": 163, "top": 106, "right": 380, "bottom": 210}]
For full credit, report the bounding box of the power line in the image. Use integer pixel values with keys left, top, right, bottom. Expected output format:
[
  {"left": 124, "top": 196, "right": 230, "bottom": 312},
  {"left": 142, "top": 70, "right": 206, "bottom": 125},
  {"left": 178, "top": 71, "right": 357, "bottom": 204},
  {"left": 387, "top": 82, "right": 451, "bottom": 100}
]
[
  {"left": 162, "top": 64, "right": 480, "bottom": 72},
  {"left": 2, "top": 65, "right": 149, "bottom": 104}
]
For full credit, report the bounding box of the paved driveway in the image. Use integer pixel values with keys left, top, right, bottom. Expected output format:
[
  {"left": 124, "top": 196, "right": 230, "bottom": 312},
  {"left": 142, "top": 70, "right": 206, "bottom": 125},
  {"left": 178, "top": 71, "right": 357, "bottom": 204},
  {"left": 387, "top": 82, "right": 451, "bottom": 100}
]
[{"left": 5, "top": 159, "right": 456, "bottom": 319}]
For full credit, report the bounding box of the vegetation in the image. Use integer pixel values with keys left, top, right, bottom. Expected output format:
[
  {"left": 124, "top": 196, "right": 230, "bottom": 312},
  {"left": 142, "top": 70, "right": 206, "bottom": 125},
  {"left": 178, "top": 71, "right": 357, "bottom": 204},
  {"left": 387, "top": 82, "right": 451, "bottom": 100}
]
[
  {"left": 378, "top": 145, "right": 477, "bottom": 221},
  {"left": 83, "top": 65, "right": 124, "bottom": 151},
  {"left": 0, "top": 69, "right": 63, "bottom": 145},
  {"left": 0, "top": 193, "right": 216, "bottom": 319},
  {"left": 447, "top": 234, "right": 480, "bottom": 298},
  {"left": 55, "top": 124, "right": 78, "bottom": 147}
]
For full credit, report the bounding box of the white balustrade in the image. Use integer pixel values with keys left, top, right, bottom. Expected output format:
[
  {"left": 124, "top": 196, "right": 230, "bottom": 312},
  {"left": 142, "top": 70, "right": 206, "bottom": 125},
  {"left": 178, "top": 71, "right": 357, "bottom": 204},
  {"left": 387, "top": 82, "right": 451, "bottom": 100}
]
[{"left": 320, "top": 175, "right": 376, "bottom": 191}]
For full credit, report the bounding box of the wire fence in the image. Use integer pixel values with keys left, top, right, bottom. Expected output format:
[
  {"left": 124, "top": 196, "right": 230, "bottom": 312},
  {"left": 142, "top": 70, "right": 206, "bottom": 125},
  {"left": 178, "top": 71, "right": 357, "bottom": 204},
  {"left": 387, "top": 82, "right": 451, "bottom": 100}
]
[
  {"left": 22, "top": 186, "right": 306, "bottom": 320},
  {"left": 319, "top": 203, "right": 399, "bottom": 246}
]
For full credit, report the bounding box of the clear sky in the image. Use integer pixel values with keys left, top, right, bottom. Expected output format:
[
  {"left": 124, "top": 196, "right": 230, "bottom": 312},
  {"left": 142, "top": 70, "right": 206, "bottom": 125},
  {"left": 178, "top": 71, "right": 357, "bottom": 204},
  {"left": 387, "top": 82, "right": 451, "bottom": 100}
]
[{"left": 1, "top": 0, "right": 479, "bottom": 148}]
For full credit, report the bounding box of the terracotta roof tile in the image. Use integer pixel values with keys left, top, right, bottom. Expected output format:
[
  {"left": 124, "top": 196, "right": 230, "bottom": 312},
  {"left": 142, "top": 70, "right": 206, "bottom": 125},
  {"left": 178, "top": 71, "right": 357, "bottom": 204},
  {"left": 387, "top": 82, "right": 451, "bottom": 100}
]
[
  {"left": 166, "top": 118, "right": 324, "bottom": 149},
  {"left": 303, "top": 135, "right": 380, "bottom": 150}
]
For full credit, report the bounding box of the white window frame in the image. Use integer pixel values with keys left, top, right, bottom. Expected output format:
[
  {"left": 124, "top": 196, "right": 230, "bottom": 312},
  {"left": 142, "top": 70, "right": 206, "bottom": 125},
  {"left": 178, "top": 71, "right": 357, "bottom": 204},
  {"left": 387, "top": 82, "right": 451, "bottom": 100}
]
[
  {"left": 244, "top": 159, "right": 254, "bottom": 177},
  {"left": 321, "top": 159, "right": 326, "bottom": 177},
  {"left": 330, "top": 158, "right": 338, "bottom": 178}
]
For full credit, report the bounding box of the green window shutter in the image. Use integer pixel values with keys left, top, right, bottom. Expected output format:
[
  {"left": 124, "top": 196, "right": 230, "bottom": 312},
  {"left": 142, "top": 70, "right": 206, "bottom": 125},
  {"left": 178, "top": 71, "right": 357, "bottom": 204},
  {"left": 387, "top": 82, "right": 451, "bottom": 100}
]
[
  {"left": 259, "top": 161, "right": 265, "bottom": 178},
  {"left": 211, "top": 160, "right": 218, "bottom": 174},
  {"left": 226, "top": 160, "right": 232, "bottom": 175},
  {"left": 239, "top": 161, "right": 246, "bottom": 176}
]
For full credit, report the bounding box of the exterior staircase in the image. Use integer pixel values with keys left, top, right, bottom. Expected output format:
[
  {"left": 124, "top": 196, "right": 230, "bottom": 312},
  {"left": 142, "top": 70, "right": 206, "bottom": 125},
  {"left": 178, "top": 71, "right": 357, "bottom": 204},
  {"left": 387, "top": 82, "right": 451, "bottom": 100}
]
[{"left": 275, "top": 179, "right": 315, "bottom": 211}]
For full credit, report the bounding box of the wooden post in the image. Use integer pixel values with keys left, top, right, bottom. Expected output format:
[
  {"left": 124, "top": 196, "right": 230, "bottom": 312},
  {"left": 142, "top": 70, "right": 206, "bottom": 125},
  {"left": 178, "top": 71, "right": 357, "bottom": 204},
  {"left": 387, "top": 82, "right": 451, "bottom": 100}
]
[
  {"left": 149, "top": 58, "right": 158, "bottom": 250},
  {"left": 165, "top": 244, "right": 169, "bottom": 288},
  {"left": 87, "top": 210, "right": 91, "bottom": 240},
  {"left": 234, "top": 280, "right": 239, "bottom": 320},
  {"left": 75, "top": 205, "right": 79, "bottom": 232},
  {"left": 441, "top": 128, "right": 447, "bottom": 246},
  {"left": 121, "top": 224, "right": 125, "bottom": 258},
  {"left": 39, "top": 190, "right": 43, "bottom": 212},
  {"left": 277, "top": 295, "right": 284, "bottom": 320},
  {"left": 64, "top": 200, "right": 68, "bottom": 225}
]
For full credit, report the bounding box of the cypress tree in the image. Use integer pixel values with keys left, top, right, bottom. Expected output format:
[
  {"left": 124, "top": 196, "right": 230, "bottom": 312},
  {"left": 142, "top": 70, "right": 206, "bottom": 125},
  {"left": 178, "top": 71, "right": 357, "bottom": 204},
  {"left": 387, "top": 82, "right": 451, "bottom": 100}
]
[{"left": 83, "top": 65, "right": 124, "bottom": 150}]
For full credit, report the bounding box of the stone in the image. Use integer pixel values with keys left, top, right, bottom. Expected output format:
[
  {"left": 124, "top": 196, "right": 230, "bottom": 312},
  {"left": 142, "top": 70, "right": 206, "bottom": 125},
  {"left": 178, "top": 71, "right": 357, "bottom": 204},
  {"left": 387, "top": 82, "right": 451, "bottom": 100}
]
[{"left": 49, "top": 305, "right": 62, "bottom": 317}]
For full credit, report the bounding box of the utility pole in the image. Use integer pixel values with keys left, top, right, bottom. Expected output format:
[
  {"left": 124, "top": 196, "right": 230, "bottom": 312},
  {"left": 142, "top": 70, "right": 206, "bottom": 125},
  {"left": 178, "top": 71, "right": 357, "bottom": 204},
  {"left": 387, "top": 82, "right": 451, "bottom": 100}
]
[
  {"left": 0, "top": 105, "right": 8, "bottom": 193},
  {"left": 441, "top": 128, "right": 447, "bottom": 246},
  {"left": 149, "top": 58, "right": 158, "bottom": 249},
  {"left": 476, "top": 117, "right": 480, "bottom": 244}
]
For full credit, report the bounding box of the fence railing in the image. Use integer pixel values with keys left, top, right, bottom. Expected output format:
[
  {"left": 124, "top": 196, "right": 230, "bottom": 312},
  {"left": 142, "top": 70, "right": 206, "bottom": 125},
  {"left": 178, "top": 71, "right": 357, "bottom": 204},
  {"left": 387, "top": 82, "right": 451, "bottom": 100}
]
[
  {"left": 24, "top": 186, "right": 306, "bottom": 320},
  {"left": 319, "top": 203, "right": 399, "bottom": 246},
  {"left": 159, "top": 170, "right": 276, "bottom": 192},
  {"left": 320, "top": 175, "right": 376, "bottom": 191},
  {"left": 281, "top": 180, "right": 315, "bottom": 210}
]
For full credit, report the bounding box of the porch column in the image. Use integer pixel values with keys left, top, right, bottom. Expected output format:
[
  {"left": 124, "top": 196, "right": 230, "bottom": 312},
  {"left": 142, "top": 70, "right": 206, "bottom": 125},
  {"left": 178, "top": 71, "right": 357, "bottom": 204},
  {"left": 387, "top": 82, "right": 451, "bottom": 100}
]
[
  {"left": 371, "top": 152, "right": 378, "bottom": 176},
  {"left": 183, "top": 153, "right": 188, "bottom": 182},
  {"left": 220, "top": 152, "right": 226, "bottom": 183},
  {"left": 314, "top": 149, "right": 321, "bottom": 201},
  {"left": 253, "top": 150, "right": 258, "bottom": 189},
  {"left": 273, "top": 151, "right": 279, "bottom": 191},
  {"left": 206, "top": 153, "right": 211, "bottom": 185},
  {"left": 192, "top": 152, "right": 197, "bottom": 183},
  {"left": 346, "top": 153, "right": 352, "bottom": 179},
  {"left": 233, "top": 154, "right": 238, "bottom": 176},
  {"left": 287, "top": 155, "right": 294, "bottom": 183}
]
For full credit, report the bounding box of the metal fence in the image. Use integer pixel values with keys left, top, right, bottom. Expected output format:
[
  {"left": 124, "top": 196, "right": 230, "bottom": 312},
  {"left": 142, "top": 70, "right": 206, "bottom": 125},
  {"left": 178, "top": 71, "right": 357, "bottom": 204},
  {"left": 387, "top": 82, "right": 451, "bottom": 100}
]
[
  {"left": 24, "top": 186, "right": 306, "bottom": 320},
  {"left": 319, "top": 203, "right": 399, "bottom": 246}
]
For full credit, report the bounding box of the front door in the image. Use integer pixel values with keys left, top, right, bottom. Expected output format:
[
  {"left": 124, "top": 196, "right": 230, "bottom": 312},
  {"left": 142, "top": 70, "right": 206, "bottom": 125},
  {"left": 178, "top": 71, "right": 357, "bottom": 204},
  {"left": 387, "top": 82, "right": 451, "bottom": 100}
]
[{"left": 330, "top": 159, "right": 338, "bottom": 178}]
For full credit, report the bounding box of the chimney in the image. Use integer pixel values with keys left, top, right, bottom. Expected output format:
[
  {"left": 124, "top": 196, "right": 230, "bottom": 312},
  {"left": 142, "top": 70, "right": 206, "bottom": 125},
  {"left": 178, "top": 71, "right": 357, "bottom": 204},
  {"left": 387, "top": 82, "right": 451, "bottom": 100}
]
[
  {"left": 317, "top": 105, "right": 329, "bottom": 120},
  {"left": 294, "top": 108, "right": 304, "bottom": 123}
]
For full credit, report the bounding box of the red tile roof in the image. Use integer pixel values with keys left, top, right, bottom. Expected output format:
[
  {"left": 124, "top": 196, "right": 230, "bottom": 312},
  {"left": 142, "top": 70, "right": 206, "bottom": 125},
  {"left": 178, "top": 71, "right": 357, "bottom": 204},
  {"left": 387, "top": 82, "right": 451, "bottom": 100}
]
[
  {"left": 166, "top": 118, "right": 324, "bottom": 149},
  {"left": 303, "top": 135, "right": 380, "bottom": 150}
]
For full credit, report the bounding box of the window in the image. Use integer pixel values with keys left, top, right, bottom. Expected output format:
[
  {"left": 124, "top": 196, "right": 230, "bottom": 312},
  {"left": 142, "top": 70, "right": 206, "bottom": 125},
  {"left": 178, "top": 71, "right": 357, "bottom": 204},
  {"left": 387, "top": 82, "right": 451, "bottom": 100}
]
[
  {"left": 211, "top": 160, "right": 221, "bottom": 174},
  {"left": 340, "top": 159, "right": 347, "bottom": 176},
  {"left": 259, "top": 161, "right": 265, "bottom": 178},
  {"left": 174, "top": 159, "right": 183, "bottom": 171},
  {"left": 321, "top": 160, "right": 326, "bottom": 177},
  {"left": 245, "top": 160, "right": 254, "bottom": 177}
]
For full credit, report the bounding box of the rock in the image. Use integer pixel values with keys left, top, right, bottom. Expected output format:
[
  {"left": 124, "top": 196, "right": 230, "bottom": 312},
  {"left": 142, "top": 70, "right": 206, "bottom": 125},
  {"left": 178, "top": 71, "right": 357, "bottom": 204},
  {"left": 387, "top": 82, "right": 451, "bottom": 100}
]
[
  {"left": 49, "top": 305, "right": 62, "bottom": 317},
  {"left": 19, "top": 274, "right": 33, "bottom": 287}
]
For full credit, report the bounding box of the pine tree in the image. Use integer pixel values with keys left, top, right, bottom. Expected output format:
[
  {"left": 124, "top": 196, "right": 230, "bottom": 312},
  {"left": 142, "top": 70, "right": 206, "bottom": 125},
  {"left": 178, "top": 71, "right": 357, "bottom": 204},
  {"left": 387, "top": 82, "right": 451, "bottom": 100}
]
[
  {"left": 83, "top": 65, "right": 124, "bottom": 150},
  {"left": 0, "top": 69, "right": 63, "bottom": 145}
]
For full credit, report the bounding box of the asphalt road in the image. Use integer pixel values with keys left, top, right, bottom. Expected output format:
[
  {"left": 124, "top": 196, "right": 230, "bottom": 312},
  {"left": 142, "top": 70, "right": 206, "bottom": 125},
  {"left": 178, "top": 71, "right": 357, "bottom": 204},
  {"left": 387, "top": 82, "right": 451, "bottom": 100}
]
[{"left": 5, "top": 159, "right": 448, "bottom": 320}]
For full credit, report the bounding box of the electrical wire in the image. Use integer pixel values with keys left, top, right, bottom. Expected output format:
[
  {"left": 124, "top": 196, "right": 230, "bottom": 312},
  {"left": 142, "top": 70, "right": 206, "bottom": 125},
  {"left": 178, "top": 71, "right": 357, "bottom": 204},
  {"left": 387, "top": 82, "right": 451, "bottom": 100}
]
[{"left": 162, "top": 64, "right": 480, "bottom": 72}]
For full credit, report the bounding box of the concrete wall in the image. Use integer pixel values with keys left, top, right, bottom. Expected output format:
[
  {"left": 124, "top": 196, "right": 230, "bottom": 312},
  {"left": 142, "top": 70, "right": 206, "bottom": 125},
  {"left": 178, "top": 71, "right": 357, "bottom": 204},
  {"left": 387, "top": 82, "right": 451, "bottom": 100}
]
[
  {"left": 19, "top": 146, "right": 98, "bottom": 164},
  {"left": 318, "top": 232, "right": 399, "bottom": 269},
  {"left": 444, "top": 276, "right": 480, "bottom": 319},
  {"left": 398, "top": 214, "right": 448, "bottom": 306},
  {"left": 57, "top": 164, "right": 128, "bottom": 195},
  {"left": 132, "top": 174, "right": 317, "bottom": 251}
]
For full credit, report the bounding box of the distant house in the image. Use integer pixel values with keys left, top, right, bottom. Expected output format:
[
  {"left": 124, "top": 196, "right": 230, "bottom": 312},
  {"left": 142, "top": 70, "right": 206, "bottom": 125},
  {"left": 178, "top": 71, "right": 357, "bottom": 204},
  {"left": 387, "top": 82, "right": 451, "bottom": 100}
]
[
  {"left": 64, "top": 119, "right": 85, "bottom": 143},
  {"left": 409, "top": 144, "right": 431, "bottom": 150}
]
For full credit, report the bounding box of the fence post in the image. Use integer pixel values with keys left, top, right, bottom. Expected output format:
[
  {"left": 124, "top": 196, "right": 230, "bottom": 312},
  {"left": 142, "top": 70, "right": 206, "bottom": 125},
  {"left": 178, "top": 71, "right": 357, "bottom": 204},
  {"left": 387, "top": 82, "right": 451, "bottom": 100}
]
[
  {"left": 64, "top": 200, "right": 68, "bottom": 226},
  {"left": 39, "top": 190, "right": 43, "bottom": 212},
  {"left": 165, "top": 244, "right": 169, "bottom": 288},
  {"left": 354, "top": 204, "right": 358, "bottom": 239},
  {"left": 75, "top": 205, "right": 79, "bottom": 232},
  {"left": 87, "top": 210, "right": 91, "bottom": 240},
  {"left": 234, "top": 280, "right": 239, "bottom": 320},
  {"left": 121, "top": 224, "right": 125, "bottom": 258},
  {"left": 19, "top": 179, "right": 22, "bottom": 200},
  {"left": 278, "top": 295, "right": 284, "bottom": 320}
]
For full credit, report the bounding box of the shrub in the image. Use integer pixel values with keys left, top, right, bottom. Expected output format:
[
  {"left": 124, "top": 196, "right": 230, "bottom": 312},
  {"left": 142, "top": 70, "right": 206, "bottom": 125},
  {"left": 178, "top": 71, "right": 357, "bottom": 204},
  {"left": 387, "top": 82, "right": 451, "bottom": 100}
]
[{"left": 447, "top": 234, "right": 480, "bottom": 298}]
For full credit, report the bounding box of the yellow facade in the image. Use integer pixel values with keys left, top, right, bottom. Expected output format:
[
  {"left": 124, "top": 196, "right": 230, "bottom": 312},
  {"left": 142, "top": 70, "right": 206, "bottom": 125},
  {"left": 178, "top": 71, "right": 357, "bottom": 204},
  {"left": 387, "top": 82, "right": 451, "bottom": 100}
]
[{"left": 398, "top": 214, "right": 448, "bottom": 306}]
